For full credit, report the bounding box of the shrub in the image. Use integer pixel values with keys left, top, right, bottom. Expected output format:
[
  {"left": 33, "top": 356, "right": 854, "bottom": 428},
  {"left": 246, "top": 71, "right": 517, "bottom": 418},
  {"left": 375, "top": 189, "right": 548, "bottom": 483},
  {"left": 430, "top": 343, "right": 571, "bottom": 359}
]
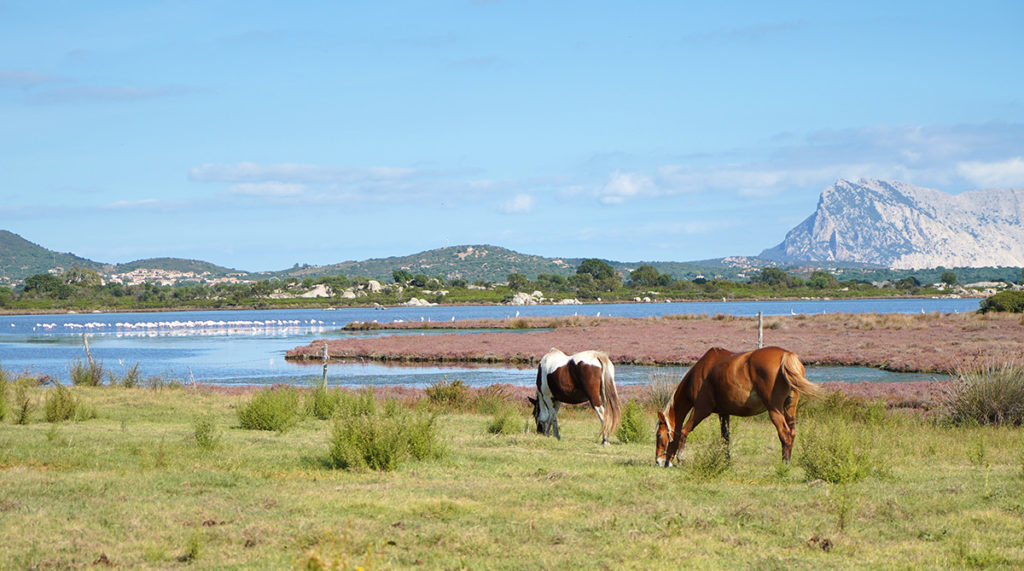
[
  {"left": 797, "top": 423, "right": 880, "bottom": 484},
  {"left": 44, "top": 383, "right": 80, "bottom": 422},
  {"left": 306, "top": 385, "right": 342, "bottom": 420},
  {"left": 944, "top": 362, "right": 1024, "bottom": 426},
  {"left": 486, "top": 403, "right": 523, "bottom": 435},
  {"left": 13, "top": 380, "right": 34, "bottom": 425},
  {"left": 70, "top": 359, "right": 105, "bottom": 386},
  {"left": 237, "top": 386, "right": 301, "bottom": 432},
  {"left": 193, "top": 415, "right": 220, "bottom": 450},
  {"left": 108, "top": 362, "right": 142, "bottom": 388},
  {"left": 425, "top": 377, "right": 469, "bottom": 409},
  {"left": 473, "top": 384, "right": 514, "bottom": 414},
  {"left": 978, "top": 290, "right": 1024, "bottom": 313},
  {"left": 0, "top": 367, "right": 9, "bottom": 421},
  {"left": 802, "top": 391, "right": 888, "bottom": 426},
  {"left": 615, "top": 400, "right": 649, "bottom": 444},
  {"left": 685, "top": 440, "right": 731, "bottom": 481},
  {"left": 328, "top": 398, "right": 444, "bottom": 471}
]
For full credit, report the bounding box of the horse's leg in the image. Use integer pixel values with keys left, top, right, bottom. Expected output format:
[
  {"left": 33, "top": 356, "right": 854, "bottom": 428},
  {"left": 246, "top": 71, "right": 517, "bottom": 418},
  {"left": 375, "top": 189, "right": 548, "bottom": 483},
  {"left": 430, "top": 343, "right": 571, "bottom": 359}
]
[
  {"left": 767, "top": 408, "right": 795, "bottom": 464},
  {"left": 551, "top": 401, "right": 562, "bottom": 440},
  {"left": 667, "top": 406, "right": 712, "bottom": 465},
  {"left": 719, "top": 414, "right": 731, "bottom": 459},
  {"left": 784, "top": 392, "right": 799, "bottom": 444},
  {"left": 663, "top": 400, "right": 693, "bottom": 464}
]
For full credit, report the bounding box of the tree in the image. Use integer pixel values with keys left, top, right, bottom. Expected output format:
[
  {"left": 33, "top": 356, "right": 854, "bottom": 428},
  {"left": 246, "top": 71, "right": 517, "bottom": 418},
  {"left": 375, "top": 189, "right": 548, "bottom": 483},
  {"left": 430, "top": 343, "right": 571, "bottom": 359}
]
[
  {"left": 753, "top": 267, "right": 795, "bottom": 288},
  {"left": 61, "top": 266, "right": 103, "bottom": 287},
  {"left": 576, "top": 259, "right": 616, "bottom": 281},
  {"left": 808, "top": 270, "right": 838, "bottom": 289},
  {"left": 940, "top": 271, "right": 958, "bottom": 286},
  {"left": 392, "top": 269, "right": 413, "bottom": 284},
  {"left": 630, "top": 265, "right": 661, "bottom": 288},
  {"left": 506, "top": 273, "right": 531, "bottom": 292},
  {"left": 410, "top": 274, "right": 430, "bottom": 287}
]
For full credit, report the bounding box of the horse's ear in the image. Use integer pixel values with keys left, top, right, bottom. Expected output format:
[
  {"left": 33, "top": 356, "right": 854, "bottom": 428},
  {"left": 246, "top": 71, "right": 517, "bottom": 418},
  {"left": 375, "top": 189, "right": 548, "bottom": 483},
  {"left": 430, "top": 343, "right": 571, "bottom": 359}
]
[
  {"left": 656, "top": 410, "right": 667, "bottom": 425},
  {"left": 527, "top": 397, "right": 537, "bottom": 405}
]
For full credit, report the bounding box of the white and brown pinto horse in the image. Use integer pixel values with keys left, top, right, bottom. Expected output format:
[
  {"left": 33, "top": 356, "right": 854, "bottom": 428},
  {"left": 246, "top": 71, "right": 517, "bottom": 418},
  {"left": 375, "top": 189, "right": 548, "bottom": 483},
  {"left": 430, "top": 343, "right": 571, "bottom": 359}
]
[
  {"left": 655, "top": 346, "right": 822, "bottom": 466},
  {"left": 528, "top": 348, "right": 621, "bottom": 445}
]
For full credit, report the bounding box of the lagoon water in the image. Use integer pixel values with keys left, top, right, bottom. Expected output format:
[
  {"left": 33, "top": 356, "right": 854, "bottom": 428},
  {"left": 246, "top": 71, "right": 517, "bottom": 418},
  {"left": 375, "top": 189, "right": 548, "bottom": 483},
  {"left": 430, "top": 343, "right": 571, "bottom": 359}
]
[{"left": 0, "top": 297, "right": 976, "bottom": 387}]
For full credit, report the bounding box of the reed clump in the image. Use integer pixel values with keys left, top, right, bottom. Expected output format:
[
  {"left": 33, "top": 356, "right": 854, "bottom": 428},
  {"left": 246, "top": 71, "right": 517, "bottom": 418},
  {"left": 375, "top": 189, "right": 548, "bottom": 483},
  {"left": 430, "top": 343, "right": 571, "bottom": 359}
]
[
  {"left": 615, "top": 400, "right": 649, "bottom": 444},
  {"left": 944, "top": 361, "right": 1024, "bottom": 426}
]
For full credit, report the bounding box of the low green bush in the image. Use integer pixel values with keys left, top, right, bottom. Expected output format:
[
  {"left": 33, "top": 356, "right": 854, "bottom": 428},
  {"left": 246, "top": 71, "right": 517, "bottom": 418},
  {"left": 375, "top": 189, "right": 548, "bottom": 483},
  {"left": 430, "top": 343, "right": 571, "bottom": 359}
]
[
  {"left": 473, "top": 384, "right": 514, "bottom": 414},
  {"left": 685, "top": 440, "right": 731, "bottom": 481},
  {"left": 797, "top": 423, "right": 882, "bottom": 484},
  {"left": 108, "top": 362, "right": 142, "bottom": 388},
  {"left": 425, "top": 377, "right": 469, "bottom": 409},
  {"left": 978, "top": 290, "right": 1024, "bottom": 313},
  {"left": 945, "top": 362, "right": 1024, "bottom": 426},
  {"left": 328, "top": 396, "right": 445, "bottom": 471},
  {"left": 237, "top": 386, "right": 301, "bottom": 432},
  {"left": 801, "top": 391, "right": 888, "bottom": 426},
  {"left": 44, "top": 384, "right": 79, "bottom": 422},
  {"left": 306, "top": 385, "right": 342, "bottom": 420},
  {"left": 615, "top": 400, "right": 649, "bottom": 444},
  {"left": 486, "top": 403, "right": 523, "bottom": 435}
]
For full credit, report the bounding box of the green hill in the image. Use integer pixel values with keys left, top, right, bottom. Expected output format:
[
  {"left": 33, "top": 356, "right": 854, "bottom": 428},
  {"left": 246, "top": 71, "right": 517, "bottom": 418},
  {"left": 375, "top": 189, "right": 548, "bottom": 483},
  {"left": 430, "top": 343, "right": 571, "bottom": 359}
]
[
  {"left": 0, "top": 230, "right": 105, "bottom": 286},
  {"left": 268, "top": 245, "right": 580, "bottom": 284},
  {"left": 112, "top": 257, "right": 242, "bottom": 276}
]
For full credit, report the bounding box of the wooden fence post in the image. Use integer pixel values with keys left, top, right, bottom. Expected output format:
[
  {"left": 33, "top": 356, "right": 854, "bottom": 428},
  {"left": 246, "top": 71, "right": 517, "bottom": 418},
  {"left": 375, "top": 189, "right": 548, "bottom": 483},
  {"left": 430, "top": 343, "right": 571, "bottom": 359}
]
[
  {"left": 757, "top": 311, "right": 764, "bottom": 349},
  {"left": 320, "top": 342, "right": 329, "bottom": 390}
]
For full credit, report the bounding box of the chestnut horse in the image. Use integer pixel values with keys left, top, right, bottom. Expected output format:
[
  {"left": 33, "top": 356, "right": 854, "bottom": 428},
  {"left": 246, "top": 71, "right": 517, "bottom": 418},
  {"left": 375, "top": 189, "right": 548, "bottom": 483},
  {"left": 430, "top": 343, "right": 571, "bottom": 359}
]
[
  {"left": 528, "top": 348, "right": 621, "bottom": 445},
  {"left": 655, "top": 346, "right": 821, "bottom": 466}
]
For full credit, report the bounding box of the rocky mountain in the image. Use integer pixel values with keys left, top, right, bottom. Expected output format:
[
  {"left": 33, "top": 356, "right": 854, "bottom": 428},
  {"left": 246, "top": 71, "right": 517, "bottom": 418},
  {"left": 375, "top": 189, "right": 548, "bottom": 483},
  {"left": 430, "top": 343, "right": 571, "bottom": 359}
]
[{"left": 760, "top": 179, "right": 1024, "bottom": 269}]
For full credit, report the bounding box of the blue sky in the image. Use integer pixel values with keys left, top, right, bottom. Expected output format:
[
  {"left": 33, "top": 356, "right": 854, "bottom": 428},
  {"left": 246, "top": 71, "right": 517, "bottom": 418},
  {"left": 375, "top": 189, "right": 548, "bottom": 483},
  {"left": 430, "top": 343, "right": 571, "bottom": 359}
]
[{"left": 2, "top": 1, "right": 1022, "bottom": 271}]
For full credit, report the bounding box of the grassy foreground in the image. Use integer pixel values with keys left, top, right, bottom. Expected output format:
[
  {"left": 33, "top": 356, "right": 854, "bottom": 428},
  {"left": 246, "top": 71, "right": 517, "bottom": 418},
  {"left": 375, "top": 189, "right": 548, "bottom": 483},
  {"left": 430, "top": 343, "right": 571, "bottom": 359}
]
[{"left": 2, "top": 385, "right": 1023, "bottom": 568}]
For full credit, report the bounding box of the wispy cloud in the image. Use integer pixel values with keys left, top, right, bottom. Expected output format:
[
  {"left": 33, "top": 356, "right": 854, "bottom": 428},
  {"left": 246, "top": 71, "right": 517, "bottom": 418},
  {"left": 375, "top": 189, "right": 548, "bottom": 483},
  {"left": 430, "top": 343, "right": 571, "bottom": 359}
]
[
  {"left": 28, "top": 85, "right": 189, "bottom": 105},
  {"left": 0, "top": 69, "right": 63, "bottom": 88},
  {"left": 228, "top": 182, "right": 306, "bottom": 197},
  {"left": 590, "top": 122, "right": 1024, "bottom": 204},
  {"left": 956, "top": 157, "right": 1024, "bottom": 188},
  {"left": 499, "top": 193, "right": 535, "bottom": 214}
]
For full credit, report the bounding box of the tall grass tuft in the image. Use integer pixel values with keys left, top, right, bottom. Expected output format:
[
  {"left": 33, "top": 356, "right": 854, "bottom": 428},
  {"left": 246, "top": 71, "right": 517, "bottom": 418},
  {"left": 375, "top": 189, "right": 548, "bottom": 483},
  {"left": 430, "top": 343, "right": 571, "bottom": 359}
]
[
  {"left": 645, "top": 369, "right": 680, "bottom": 412},
  {"left": 193, "top": 415, "right": 220, "bottom": 450},
  {"left": 615, "top": 400, "right": 649, "bottom": 444},
  {"left": 473, "top": 384, "right": 514, "bottom": 414},
  {"left": 108, "top": 362, "right": 142, "bottom": 388},
  {"left": 328, "top": 395, "right": 445, "bottom": 471},
  {"left": 425, "top": 377, "right": 470, "bottom": 409},
  {"left": 70, "top": 359, "right": 105, "bottom": 386},
  {"left": 944, "top": 362, "right": 1024, "bottom": 426},
  {"left": 237, "top": 386, "right": 301, "bottom": 432}
]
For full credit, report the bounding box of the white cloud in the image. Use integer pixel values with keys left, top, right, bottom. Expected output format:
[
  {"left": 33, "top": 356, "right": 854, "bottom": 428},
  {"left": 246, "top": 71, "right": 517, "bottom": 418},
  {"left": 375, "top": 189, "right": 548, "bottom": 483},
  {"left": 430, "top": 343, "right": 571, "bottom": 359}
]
[
  {"left": 955, "top": 157, "right": 1024, "bottom": 188},
  {"left": 228, "top": 182, "right": 306, "bottom": 197},
  {"left": 103, "top": 198, "right": 172, "bottom": 210},
  {"left": 598, "top": 171, "right": 656, "bottom": 204},
  {"left": 500, "top": 193, "right": 535, "bottom": 214}
]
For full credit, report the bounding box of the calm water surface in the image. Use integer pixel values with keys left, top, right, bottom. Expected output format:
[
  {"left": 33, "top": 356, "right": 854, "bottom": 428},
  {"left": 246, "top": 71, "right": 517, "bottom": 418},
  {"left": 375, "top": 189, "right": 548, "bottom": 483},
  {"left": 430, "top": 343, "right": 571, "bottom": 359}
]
[{"left": 0, "top": 298, "right": 975, "bottom": 387}]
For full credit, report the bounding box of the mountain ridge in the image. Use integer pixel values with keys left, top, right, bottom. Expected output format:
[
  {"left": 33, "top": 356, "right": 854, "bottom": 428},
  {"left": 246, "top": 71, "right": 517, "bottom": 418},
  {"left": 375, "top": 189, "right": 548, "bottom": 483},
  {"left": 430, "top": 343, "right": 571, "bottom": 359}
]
[{"left": 760, "top": 178, "right": 1024, "bottom": 269}]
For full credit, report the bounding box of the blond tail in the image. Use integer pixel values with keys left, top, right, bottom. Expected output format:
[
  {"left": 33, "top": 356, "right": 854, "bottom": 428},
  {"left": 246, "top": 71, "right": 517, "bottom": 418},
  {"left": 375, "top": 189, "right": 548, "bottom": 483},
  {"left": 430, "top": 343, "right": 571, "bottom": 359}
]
[{"left": 781, "top": 351, "right": 823, "bottom": 398}]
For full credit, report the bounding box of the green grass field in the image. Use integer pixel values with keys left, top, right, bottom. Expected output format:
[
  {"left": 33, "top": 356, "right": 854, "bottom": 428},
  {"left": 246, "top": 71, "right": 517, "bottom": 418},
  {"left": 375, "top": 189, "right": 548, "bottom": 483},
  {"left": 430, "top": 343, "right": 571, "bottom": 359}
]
[{"left": 1, "top": 385, "right": 1023, "bottom": 568}]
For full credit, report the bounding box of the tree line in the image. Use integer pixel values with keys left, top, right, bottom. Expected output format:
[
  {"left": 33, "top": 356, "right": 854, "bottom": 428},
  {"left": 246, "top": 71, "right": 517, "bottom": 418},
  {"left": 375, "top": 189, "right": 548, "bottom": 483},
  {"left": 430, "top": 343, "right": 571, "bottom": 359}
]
[{"left": 0, "top": 259, "right": 1002, "bottom": 313}]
